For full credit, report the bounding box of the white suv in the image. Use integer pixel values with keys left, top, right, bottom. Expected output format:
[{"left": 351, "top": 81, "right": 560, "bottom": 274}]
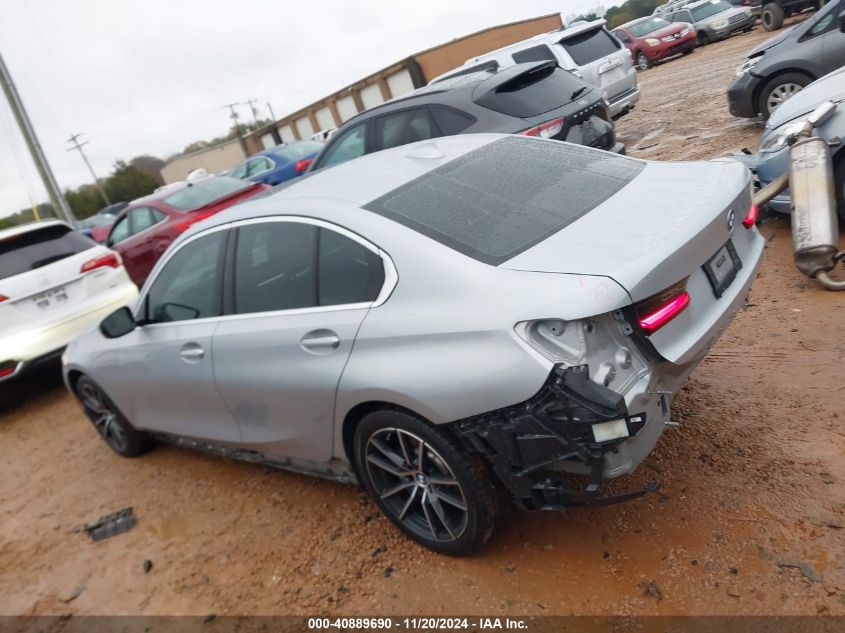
[
  {"left": 0, "top": 220, "right": 137, "bottom": 382},
  {"left": 429, "top": 20, "right": 640, "bottom": 119}
]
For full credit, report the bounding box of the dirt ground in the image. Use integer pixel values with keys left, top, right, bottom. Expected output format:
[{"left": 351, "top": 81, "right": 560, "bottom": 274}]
[{"left": 2, "top": 17, "right": 845, "bottom": 617}]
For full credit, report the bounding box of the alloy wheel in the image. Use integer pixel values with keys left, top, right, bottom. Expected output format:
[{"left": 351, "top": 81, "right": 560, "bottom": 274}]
[
  {"left": 78, "top": 381, "right": 128, "bottom": 453},
  {"left": 637, "top": 53, "right": 649, "bottom": 71},
  {"left": 766, "top": 83, "right": 803, "bottom": 113},
  {"left": 364, "top": 428, "right": 468, "bottom": 543}
]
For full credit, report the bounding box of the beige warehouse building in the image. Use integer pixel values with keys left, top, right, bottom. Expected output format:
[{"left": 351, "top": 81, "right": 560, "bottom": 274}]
[{"left": 244, "top": 13, "right": 563, "bottom": 154}]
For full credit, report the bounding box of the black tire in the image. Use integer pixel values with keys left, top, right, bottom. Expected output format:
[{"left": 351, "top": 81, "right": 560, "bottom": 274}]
[
  {"left": 759, "top": 72, "right": 811, "bottom": 119},
  {"left": 697, "top": 31, "right": 710, "bottom": 46},
  {"left": 636, "top": 52, "right": 650, "bottom": 71},
  {"left": 761, "top": 3, "right": 785, "bottom": 31},
  {"left": 75, "top": 375, "right": 153, "bottom": 457},
  {"left": 354, "top": 409, "right": 501, "bottom": 556},
  {"left": 682, "top": 47, "right": 695, "bottom": 55}
]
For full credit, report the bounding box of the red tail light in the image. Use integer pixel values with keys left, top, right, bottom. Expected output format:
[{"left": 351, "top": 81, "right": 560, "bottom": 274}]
[
  {"left": 0, "top": 295, "right": 8, "bottom": 303},
  {"left": 295, "top": 158, "right": 313, "bottom": 173},
  {"left": 519, "top": 117, "right": 565, "bottom": 139},
  {"left": 742, "top": 203, "right": 758, "bottom": 229},
  {"left": 80, "top": 252, "right": 121, "bottom": 274},
  {"left": 635, "top": 280, "right": 690, "bottom": 335},
  {"left": 0, "top": 365, "right": 16, "bottom": 379}
]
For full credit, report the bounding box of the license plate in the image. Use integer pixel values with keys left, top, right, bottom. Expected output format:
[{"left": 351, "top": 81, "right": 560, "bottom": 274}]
[
  {"left": 703, "top": 241, "right": 742, "bottom": 298},
  {"left": 32, "top": 285, "right": 69, "bottom": 310}
]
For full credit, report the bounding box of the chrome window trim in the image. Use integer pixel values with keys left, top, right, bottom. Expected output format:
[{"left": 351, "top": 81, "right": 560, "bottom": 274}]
[{"left": 134, "top": 215, "right": 398, "bottom": 327}]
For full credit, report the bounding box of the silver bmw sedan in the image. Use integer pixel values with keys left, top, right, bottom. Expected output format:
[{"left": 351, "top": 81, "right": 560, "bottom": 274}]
[{"left": 63, "top": 134, "right": 764, "bottom": 555}]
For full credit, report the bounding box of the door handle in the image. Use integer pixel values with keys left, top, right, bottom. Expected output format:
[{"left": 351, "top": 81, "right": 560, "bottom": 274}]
[
  {"left": 179, "top": 342, "right": 205, "bottom": 362},
  {"left": 300, "top": 330, "right": 340, "bottom": 354}
]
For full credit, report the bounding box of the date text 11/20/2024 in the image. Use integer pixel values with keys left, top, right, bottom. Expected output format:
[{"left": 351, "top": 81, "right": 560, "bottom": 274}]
[{"left": 307, "top": 617, "right": 529, "bottom": 630}]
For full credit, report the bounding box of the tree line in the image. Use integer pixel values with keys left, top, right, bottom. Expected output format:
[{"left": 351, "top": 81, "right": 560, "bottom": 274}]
[{"left": 569, "top": 0, "right": 662, "bottom": 28}]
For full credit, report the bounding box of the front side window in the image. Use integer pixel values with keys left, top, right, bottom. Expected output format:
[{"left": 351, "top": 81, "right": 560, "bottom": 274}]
[
  {"left": 316, "top": 124, "right": 367, "bottom": 169},
  {"left": 146, "top": 231, "right": 226, "bottom": 323},
  {"left": 559, "top": 28, "right": 620, "bottom": 66},
  {"left": 690, "top": 1, "right": 731, "bottom": 21},
  {"left": 232, "top": 221, "right": 385, "bottom": 315},
  {"left": 108, "top": 216, "right": 131, "bottom": 246},
  {"left": 375, "top": 109, "right": 435, "bottom": 150}
]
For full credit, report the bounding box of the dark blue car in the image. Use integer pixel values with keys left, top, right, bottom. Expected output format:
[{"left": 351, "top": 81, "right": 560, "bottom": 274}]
[{"left": 231, "top": 141, "right": 324, "bottom": 186}]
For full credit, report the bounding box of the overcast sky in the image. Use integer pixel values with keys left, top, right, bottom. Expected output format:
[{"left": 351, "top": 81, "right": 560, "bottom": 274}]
[{"left": 0, "top": 0, "right": 613, "bottom": 218}]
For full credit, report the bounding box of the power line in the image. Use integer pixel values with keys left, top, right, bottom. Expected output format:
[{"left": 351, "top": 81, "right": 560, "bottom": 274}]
[
  {"left": 66, "top": 133, "right": 110, "bottom": 207},
  {"left": 244, "top": 98, "right": 261, "bottom": 125}
]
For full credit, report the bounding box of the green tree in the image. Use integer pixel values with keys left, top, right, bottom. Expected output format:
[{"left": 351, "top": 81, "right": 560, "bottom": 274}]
[{"left": 104, "top": 161, "right": 160, "bottom": 203}]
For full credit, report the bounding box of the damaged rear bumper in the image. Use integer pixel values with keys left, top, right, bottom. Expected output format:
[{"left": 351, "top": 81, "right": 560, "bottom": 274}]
[{"left": 453, "top": 364, "right": 660, "bottom": 511}]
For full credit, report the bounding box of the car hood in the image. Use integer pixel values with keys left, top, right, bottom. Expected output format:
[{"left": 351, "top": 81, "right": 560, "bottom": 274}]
[
  {"left": 766, "top": 67, "right": 845, "bottom": 128},
  {"left": 748, "top": 24, "right": 796, "bottom": 55},
  {"left": 500, "top": 158, "right": 750, "bottom": 301}
]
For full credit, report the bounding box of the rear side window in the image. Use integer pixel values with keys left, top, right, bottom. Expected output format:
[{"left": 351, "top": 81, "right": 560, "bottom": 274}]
[
  {"left": 364, "top": 136, "right": 644, "bottom": 266},
  {"left": 0, "top": 224, "right": 93, "bottom": 281},
  {"left": 375, "top": 108, "right": 436, "bottom": 150},
  {"left": 559, "top": 28, "right": 620, "bottom": 66},
  {"left": 512, "top": 44, "right": 557, "bottom": 64},
  {"left": 232, "top": 221, "right": 385, "bottom": 314},
  {"left": 475, "top": 65, "right": 591, "bottom": 118},
  {"left": 430, "top": 106, "right": 476, "bottom": 135},
  {"left": 234, "top": 222, "right": 318, "bottom": 314},
  {"left": 319, "top": 229, "right": 384, "bottom": 306}
]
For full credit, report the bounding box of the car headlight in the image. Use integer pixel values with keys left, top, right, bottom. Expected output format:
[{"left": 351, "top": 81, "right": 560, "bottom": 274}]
[
  {"left": 736, "top": 56, "right": 761, "bottom": 77},
  {"left": 758, "top": 119, "right": 807, "bottom": 154},
  {"left": 712, "top": 19, "right": 729, "bottom": 29},
  {"left": 645, "top": 38, "right": 660, "bottom": 46}
]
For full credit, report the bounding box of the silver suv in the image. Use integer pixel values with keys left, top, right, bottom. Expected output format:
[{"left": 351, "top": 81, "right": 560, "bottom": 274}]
[
  {"left": 666, "top": 0, "right": 755, "bottom": 44},
  {"left": 429, "top": 20, "right": 640, "bottom": 119}
]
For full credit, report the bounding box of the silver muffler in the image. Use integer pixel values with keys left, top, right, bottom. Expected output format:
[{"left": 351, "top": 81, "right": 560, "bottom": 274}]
[{"left": 754, "top": 101, "right": 845, "bottom": 290}]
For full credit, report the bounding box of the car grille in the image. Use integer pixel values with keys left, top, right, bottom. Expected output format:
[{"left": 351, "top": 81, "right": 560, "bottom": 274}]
[
  {"left": 661, "top": 28, "right": 690, "bottom": 42},
  {"left": 728, "top": 13, "right": 747, "bottom": 24}
]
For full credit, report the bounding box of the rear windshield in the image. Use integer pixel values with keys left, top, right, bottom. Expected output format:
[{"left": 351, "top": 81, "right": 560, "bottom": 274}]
[
  {"left": 560, "top": 28, "right": 620, "bottom": 65},
  {"left": 629, "top": 17, "right": 671, "bottom": 37},
  {"left": 691, "top": 0, "right": 731, "bottom": 20},
  {"left": 163, "top": 176, "right": 251, "bottom": 211},
  {"left": 270, "top": 141, "right": 323, "bottom": 162},
  {"left": 0, "top": 224, "right": 93, "bottom": 281},
  {"left": 475, "top": 65, "right": 592, "bottom": 118},
  {"left": 364, "top": 136, "right": 644, "bottom": 265}
]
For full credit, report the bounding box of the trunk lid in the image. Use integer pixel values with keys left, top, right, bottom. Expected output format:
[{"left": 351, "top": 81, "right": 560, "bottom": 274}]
[{"left": 501, "top": 158, "right": 757, "bottom": 363}]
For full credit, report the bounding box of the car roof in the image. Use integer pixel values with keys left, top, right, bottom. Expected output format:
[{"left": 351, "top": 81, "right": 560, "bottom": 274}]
[
  {"left": 177, "top": 134, "right": 506, "bottom": 243},
  {"left": 0, "top": 219, "right": 70, "bottom": 241},
  {"left": 342, "top": 61, "right": 554, "bottom": 125},
  {"left": 618, "top": 16, "right": 657, "bottom": 29}
]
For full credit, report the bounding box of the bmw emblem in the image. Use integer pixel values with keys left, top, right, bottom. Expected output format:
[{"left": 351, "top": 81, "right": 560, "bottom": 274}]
[{"left": 726, "top": 209, "right": 735, "bottom": 230}]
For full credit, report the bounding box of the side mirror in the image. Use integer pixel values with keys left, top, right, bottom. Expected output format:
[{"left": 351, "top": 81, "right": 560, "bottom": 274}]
[
  {"left": 99, "top": 307, "right": 137, "bottom": 339},
  {"left": 839, "top": 9, "right": 845, "bottom": 32}
]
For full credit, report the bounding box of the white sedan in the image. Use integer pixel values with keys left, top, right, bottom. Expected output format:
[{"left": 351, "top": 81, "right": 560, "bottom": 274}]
[{"left": 0, "top": 220, "right": 137, "bottom": 382}]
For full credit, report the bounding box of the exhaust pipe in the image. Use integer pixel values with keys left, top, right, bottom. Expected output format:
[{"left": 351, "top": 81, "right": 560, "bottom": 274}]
[{"left": 754, "top": 101, "right": 845, "bottom": 291}]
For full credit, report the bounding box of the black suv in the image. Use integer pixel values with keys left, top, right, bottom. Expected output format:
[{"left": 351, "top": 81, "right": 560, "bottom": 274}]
[
  {"left": 758, "top": 0, "right": 825, "bottom": 30},
  {"left": 309, "top": 61, "right": 624, "bottom": 173}
]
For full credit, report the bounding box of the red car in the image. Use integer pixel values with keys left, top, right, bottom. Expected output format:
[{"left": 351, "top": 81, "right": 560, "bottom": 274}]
[
  {"left": 105, "top": 176, "right": 269, "bottom": 286},
  {"left": 612, "top": 17, "right": 697, "bottom": 71}
]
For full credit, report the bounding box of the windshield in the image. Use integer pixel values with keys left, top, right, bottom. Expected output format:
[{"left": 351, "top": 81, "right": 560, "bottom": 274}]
[
  {"left": 691, "top": 0, "right": 731, "bottom": 21},
  {"left": 163, "top": 176, "right": 252, "bottom": 211},
  {"left": 0, "top": 224, "right": 93, "bottom": 281},
  {"left": 629, "top": 17, "right": 671, "bottom": 36},
  {"left": 269, "top": 141, "right": 323, "bottom": 162}
]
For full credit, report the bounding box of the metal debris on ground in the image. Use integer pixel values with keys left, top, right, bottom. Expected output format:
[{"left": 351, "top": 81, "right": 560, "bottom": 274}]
[
  {"left": 84, "top": 507, "right": 136, "bottom": 541},
  {"left": 777, "top": 559, "right": 823, "bottom": 583}
]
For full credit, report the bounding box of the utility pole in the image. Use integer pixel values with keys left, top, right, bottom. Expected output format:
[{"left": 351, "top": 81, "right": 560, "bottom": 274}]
[
  {"left": 266, "top": 101, "right": 276, "bottom": 121},
  {"left": 0, "top": 50, "right": 76, "bottom": 226},
  {"left": 67, "top": 133, "right": 110, "bottom": 207},
  {"left": 244, "top": 98, "right": 261, "bottom": 125},
  {"left": 223, "top": 102, "right": 248, "bottom": 157}
]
